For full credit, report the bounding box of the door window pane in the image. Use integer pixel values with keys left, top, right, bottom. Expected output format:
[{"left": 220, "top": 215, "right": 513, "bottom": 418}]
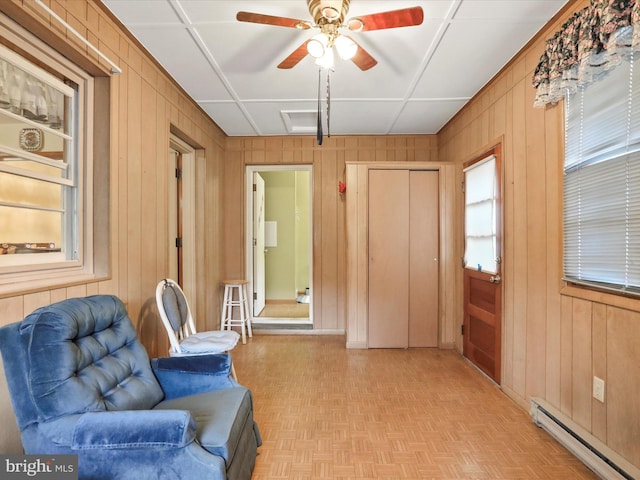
[{"left": 464, "top": 155, "right": 498, "bottom": 274}]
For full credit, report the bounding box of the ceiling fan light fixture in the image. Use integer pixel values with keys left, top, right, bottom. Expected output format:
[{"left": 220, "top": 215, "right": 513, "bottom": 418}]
[
  {"left": 321, "top": 6, "right": 340, "bottom": 21},
  {"left": 346, "top": 17, "right": 364, "bottom": 32},
  {"left": 315, "top": 46, "right": 334, "bottom": 69},
  {"left": 334, "top": 35, "right": 357, "bottom": 60},
  {"left": 307, "top": 33, "right": 329, "bottom": 58}
]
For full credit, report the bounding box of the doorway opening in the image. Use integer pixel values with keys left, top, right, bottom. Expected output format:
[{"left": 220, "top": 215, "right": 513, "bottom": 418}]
[{"left": 245, "top": 165, "right": 313, "bottom": 328}]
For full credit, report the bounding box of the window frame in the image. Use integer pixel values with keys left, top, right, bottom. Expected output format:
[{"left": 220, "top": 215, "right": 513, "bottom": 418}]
[
  {"left": 562, "top": 53, "right": 640, "bottom": 298},
  {"left": 0, "top": 12, "right": 101, "bottom": 295}
]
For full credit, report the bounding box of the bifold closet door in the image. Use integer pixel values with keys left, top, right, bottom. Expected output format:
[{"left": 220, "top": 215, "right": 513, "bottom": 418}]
[
  {"left": 368, "top": 169, "right": 410, "bottom": 348},
  {"left": 368, "top": 169, "right": 439, "bottom": 348},
  {"left": 409, "top": 170, "right": 439, "bottom": 347}
]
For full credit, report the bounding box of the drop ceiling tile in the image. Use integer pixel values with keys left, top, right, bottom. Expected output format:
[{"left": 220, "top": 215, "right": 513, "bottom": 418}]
[
  {"left": 196, "top": 22, "right": 308, "bottom": 75},
  {"left": 412, "top": 19, "right": 546, "bottom": 98},
  {"left": 327, "top": 101, "right": 406, "bottom": 135},
  {"left": 453, "top": 0, "right": 566, "bottom": 20},
  {"left": 199, "top": 102, "right": 258, "bottom": 136},
  {"left": 127, "top": 26, "right": 232, "bottom": 101},
  {"left": 103, "top": 0, "right": 182, "bottom": 24},
  {"left": 391, "top": 99, "right": 469, "bottom": 134},
  {"left": 345, "top": 1, "right": 452, "bottom": 19},
  {"left": 179, "top": 1, "right": 311, "bottom": 24}
]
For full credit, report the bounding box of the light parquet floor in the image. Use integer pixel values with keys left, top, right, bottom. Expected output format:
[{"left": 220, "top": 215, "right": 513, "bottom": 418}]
[
  {"left": 231, "top": 335, "right": 598, "bottom": 480},
  {"left": 257, "top": 303, "right": 310, "bottom": 318}
]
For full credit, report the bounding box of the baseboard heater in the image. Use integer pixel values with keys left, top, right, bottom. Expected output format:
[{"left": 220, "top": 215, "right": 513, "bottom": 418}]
[{"left": 531, "top": 398, "right": 639, "bottom": 480}]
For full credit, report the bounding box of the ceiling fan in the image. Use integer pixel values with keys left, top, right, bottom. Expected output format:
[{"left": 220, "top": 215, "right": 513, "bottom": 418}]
[{"left": 236, "top": 0, "right": 424, "bottom": 71}]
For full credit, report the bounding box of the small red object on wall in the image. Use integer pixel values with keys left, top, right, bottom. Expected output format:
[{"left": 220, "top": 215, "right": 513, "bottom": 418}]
[{"left": 338, "top": 181, "right": 346, "bottom": 194}]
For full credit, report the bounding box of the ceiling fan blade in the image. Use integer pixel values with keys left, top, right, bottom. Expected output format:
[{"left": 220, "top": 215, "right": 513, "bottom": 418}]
[
  {"left": 277, "top": 41, "right": 310, "bottom": 69},
  {"left": 350, "top": 6, "right": 424, "bottom": 32},
  {"left": 236, "top": 11, "right": 311, "bottom": 29},
  {"left": 347, "top": 38, "right": 377, "bottom": 71}
]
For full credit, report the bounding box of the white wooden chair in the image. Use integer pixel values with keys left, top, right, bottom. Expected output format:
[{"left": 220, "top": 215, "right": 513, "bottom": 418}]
[{"left": 156, "top": 278, "right": 240, "bottom": 380}]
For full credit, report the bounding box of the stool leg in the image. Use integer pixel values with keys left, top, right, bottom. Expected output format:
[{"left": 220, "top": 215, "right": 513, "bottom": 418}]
[
  {"left": 243, "top": 284, "right": 253, "bottom": 338},
  {"left": 238, "top": 286, "right": 247, "bottom": 344},
  {"left": 221, "top": 285, "right": 230, "bottom": 331}
]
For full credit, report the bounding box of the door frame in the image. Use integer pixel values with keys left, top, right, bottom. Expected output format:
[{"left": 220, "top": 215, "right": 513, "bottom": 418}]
[
  {"left": 169, "top": 134, "right": 196, "bottom": 307},
  {"left": 462, "top": 143, "right": 503, "bottom": 384},
  {"left": 345, "top": 161, "right": 457, "bottom": 350},
  {"left": 253, "top": 172, "right": 266, "bottom": 316},
  {"left": 244, "top": 164, "right": 313, "bottom": 324}
]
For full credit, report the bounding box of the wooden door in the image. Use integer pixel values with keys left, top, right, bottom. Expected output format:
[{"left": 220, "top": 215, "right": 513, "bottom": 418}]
[
  {"left": 463, "top": 146, "right": 502, "bottom": 383},
  {"left": 168, "top": 147, "right": 182, "bottom": 285},
  {"left": 253, "top": 173, "right": 266, "bottom": 316},
  {"left": 369, "top": 169, "right": 439, "bottom": 348},
  {"left": 368, "top": 169, "right": 409, "bottom": 348},
  {"left": 409, "top": 171, "right": 439, "bottom": 347}
]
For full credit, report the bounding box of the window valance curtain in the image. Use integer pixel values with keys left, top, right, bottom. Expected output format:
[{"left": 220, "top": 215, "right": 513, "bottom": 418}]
[
  {"left": 0, "top": 57, "right": 66, "bottom": 129},
  {"left": 532, "top": 0, "right": 640, "bottom": 107}
]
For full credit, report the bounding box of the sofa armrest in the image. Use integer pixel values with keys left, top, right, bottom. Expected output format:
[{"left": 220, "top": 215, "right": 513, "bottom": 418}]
[
  {"left": 40, "top": 410, "right": 195, "bottom": 450},
  {"left": 151, "top": 354, "right": 237, "bottom": 400}
]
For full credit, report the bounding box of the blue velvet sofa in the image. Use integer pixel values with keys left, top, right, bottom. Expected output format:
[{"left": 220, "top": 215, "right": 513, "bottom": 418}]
[{"left": 0, "top": 295, "right": 261, "bottom": 479}]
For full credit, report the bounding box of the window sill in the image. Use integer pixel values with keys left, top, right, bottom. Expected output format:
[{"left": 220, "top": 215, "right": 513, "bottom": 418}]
[{"left": 561, "top": 283, "right": 640, "bottom": 313}]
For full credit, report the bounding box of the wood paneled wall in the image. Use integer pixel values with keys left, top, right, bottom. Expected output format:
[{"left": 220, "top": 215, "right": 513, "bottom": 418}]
[
  {"left": 1, "top": 0, "right": 637, "bottom": 473},
  {"left": 224, "top": 136, "right": 439, "bottom": 332},
  {"left": 438, "top": 0, "right": 640, "bottom": 470},
  {"left": 0, "top": 0, "right": 226, "bottom": 452}
]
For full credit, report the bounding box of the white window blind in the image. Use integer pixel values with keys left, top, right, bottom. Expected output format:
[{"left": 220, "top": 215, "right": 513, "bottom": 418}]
[
  {"left": 564, "top": 53, "right": 640, "bottom": 295},
  {"left": 464, "top": 155, "right": 498, "bottom": 274}
]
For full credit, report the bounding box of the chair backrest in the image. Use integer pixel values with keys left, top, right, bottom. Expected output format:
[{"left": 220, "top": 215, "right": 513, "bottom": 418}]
[
  {"left": 155, "top": 279, "right": 197, "bottom": 354},
  {"left": 0, "top": 295, "right": 164, "bottom": 431}
]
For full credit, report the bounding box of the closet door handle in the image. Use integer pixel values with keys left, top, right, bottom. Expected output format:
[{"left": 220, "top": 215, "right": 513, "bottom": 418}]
[{"left": 489, "top": 275, "right": 501, "bottom": 284}]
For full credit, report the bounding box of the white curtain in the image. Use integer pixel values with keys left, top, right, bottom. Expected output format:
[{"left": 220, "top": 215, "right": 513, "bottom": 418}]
[
  {"left": 0, "top": 58, "right": 64, "bottom": 129},
  {"left": 464, "top": 155, "right": 498, "bottom": 274}
]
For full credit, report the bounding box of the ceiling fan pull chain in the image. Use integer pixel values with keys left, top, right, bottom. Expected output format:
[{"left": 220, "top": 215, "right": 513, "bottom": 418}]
[
  {"left": 326, "top": 70, "right": 331, "bottom": 137},
  {"left": 317, "top": 67, "right": 323, "bottom": 145}
]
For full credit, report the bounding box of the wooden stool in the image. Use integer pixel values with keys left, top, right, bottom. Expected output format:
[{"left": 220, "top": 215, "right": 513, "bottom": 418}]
[{"left": 221, "top": 280, "right": 253, "bottom": 344}]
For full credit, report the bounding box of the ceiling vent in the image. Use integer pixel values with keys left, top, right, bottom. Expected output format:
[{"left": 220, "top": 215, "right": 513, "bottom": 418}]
[{"left": 281, "top": 110, "right": 318, "bottom": 134}]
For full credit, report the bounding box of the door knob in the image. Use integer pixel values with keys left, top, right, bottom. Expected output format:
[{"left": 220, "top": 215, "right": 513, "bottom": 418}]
[{"left": 489, "top": 275, "right": 501, "bottom": 284}]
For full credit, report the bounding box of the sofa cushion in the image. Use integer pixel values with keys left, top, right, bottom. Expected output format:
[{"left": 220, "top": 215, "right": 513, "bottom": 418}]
[
  {"left": 154, "top": 387, "right": 253, "bottom": 467},
  {"left": 19, "top": 295, "right": 164, "bottom": 421}
]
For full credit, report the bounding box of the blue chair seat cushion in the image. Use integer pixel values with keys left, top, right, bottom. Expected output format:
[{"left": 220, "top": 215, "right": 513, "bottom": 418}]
[
  {"left": 154, "top": 386, "right": 253, "bottom": 466},
  {"left": 177, "top": 331, "right": 240, "bottom": 355}
]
